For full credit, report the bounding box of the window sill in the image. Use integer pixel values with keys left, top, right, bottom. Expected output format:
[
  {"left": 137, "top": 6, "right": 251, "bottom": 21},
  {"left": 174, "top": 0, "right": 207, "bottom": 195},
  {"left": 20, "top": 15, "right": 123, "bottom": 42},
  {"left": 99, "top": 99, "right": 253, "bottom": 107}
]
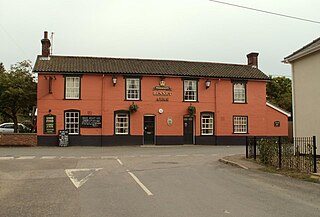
[{"left": 233, "top": 102, "right": 247, "bottom": 104}]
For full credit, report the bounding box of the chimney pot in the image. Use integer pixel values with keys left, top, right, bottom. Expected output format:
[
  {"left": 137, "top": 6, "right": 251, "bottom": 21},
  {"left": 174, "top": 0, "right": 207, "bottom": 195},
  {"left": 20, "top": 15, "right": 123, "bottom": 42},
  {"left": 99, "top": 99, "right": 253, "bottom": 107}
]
[
  {"left": 247, "top": 52, "right": 259, "bottom": 68},
  {"left": 44, "top": 31, "right": 48, "bottom": 39}
]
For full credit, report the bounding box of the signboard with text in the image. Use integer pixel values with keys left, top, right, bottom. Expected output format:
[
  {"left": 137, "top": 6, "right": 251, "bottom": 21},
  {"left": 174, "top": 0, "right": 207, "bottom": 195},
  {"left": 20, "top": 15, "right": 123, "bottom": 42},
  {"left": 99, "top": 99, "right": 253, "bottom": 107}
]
[
  {"left": 81, "top": 116, "right": 102, "bottom": 128},
  {"left": 44, "top": 114, "right": 56, "bottom": 134}
]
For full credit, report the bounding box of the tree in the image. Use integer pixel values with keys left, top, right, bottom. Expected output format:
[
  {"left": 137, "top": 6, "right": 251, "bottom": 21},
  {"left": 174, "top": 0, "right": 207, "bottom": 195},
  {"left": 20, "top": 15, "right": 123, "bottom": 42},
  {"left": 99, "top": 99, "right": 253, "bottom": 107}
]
[
  {"left": 266, "top": 76, "right": 292, "bottom": 113},
  {"left": 0, "top": 60, "right": 37, "bottom": 132}
]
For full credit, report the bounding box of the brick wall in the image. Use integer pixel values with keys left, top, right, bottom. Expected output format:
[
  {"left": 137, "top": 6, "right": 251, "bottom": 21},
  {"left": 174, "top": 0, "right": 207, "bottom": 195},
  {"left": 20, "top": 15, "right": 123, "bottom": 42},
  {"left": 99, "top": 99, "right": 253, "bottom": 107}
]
[{"left": 0, "top": 133, "right": 37, "bottom": 146}]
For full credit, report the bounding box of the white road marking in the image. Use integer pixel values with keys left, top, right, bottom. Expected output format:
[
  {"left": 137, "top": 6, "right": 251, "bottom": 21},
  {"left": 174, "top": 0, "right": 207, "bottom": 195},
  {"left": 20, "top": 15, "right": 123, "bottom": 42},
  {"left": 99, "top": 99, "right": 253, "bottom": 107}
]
[
  {"left": 17, "top": 156, "right": 36, "bottom": 160},
  {"left": 60, "top": 156, "right": 76, "bottom": 159},
  {"left": 139, "top": 154, "right": 152, "bottom": 157},
  {"left": 65, "top": 168, "right": 103, "bottom": 189},
  {"left": 122, "top": 155, "right": 136, "bottom": 158},
  {"left": 158, "top": 154, "right": 171, "bottom": 157},
  {"left": 224, "top": 210, "right": 231, "bottom": 214},
  {"left": 80, "top": 156, "right": 93, "bottom": 159},
  {"left": 0, "top": 156, "right": 14, "bottom": 160},
  {"left": 101, "top": 156, "right": 117, "bottom": 159},
  {"left": 127, "top": 171, "right": 153, "bottom": 196},
  {"left": 117, "top": 158, "right": 124, "bottom": 165},
  {"left": 176, "top": 154, "right": 188, "bottom": 157},
  {"left": 192, "top": 154, "right": 205, "bottom": 157},
  {"left": 40, "top": 156, "right": 57, "bottom": 159}
]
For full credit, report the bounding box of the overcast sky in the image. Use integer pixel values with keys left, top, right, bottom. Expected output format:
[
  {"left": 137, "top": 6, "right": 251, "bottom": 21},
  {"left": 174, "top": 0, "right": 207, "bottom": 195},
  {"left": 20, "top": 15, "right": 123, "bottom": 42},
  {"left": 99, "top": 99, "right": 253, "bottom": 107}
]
[{"left": 1, "top": 0, "right": 319, "bottom": 76}]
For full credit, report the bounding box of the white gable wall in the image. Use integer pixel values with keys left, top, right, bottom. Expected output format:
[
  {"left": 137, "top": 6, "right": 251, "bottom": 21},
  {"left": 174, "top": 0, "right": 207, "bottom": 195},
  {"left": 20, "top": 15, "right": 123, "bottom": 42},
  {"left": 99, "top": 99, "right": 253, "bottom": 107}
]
[{"left": 291, "top": 50, "right": 320, "bottom": 147}]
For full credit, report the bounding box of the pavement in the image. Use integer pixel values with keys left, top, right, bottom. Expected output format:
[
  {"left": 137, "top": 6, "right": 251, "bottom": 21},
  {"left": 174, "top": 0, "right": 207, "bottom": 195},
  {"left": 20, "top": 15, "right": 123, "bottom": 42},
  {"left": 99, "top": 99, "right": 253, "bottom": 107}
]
[{"left": 219, "top": 154, "right": 320, "bottom": 179}]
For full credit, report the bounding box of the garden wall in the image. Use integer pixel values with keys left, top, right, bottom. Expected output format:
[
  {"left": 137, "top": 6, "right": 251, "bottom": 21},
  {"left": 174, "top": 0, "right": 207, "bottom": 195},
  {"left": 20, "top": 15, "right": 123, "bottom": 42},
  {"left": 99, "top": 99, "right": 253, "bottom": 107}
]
[{"left": 0, "top": 133, "right": 37, "bottom": 146}]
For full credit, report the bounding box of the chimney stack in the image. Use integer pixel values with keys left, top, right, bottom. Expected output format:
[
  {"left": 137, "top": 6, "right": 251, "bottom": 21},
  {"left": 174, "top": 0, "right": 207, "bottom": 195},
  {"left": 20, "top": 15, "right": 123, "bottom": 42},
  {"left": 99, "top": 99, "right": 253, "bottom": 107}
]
[
  {"left": 247, "top": 52, "right": 259, "bottom": 68},
  {"left": 41, "top": 31, "right": 51, "bottom": 57}
]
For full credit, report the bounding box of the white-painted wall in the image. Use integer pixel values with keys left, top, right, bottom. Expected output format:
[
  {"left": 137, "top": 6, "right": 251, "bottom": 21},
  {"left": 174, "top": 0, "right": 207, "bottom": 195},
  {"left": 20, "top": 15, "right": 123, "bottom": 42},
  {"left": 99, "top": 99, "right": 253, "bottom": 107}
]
[{"left": 291, "top": 50, "right": 320, "bottom": 149}]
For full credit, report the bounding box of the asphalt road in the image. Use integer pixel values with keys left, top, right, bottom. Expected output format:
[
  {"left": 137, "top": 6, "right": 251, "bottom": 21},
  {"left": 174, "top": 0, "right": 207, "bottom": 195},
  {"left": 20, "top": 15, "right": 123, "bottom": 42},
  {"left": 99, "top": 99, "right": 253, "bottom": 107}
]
[{"left": 0, "top": 145, "right": 319, "bottom": 217}]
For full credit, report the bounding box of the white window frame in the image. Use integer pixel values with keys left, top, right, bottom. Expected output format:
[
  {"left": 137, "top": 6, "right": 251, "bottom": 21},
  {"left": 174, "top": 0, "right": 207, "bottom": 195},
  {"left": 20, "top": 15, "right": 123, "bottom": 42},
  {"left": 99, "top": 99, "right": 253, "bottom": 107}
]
[
  {"left": 201, "top": 113, "right": 214, "bottom": 135},
  {"left": 233, "top": 116, "right": 248, "bottom": 134},
  {"left": 65, "top": 77, "right": 80, "bottom": 99},
  {"left": 184, "top": 80, "right": 197, "bottom": 101},
  {"left": 65, "top": 111, "right": 80, "bottom": 135},
  {"left": 115, "top": 113, "right": 129, "bottom": 135},
  {"left": 126, "top": 78, "right": 140, "bottom": 100},
  {"left": 233, "top": 82, "right": 246, "bottom": 103}
]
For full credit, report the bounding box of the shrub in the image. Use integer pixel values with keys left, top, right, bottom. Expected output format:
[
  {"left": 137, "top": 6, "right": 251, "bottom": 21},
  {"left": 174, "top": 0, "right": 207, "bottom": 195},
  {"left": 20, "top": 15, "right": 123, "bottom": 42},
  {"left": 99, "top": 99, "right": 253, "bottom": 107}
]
[{"left": 257, "top": 138, "right": 278, "bottom": 166}]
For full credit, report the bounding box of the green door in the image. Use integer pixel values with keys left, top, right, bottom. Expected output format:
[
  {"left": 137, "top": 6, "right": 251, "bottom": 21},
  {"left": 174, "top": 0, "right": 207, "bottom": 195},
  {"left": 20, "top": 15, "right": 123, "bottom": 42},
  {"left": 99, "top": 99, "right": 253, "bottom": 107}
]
[{"left": 144, "top": 116, "right": 155, "bottom": 145}]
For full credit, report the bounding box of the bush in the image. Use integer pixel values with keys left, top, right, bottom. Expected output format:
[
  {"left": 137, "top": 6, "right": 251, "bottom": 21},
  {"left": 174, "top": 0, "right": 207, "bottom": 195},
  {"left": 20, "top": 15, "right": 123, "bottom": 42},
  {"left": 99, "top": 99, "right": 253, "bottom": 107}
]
[{"left": 257, "top": 138, "right": 278, "bottom": 166}]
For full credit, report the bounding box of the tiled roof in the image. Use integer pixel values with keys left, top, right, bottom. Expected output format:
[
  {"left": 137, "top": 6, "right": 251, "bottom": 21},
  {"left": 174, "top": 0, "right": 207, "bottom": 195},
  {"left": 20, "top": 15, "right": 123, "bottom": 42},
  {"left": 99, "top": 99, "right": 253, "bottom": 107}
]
[
  {"left": 33, "top": 55, "right": 269, "bottom": 80},
  {"left": 284, "top": 37, "right": 320, "bottom": 62}
]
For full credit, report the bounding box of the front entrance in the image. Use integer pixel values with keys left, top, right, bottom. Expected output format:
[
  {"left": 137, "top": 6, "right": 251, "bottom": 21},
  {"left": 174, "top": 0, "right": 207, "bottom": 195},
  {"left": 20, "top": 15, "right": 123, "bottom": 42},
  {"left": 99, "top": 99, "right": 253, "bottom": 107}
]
[
  {"left": 144, "top": 115, "right": 155, "bottom": 145},
  {"left": 183, "top": 117, "right": 194, "bottom": 144}
]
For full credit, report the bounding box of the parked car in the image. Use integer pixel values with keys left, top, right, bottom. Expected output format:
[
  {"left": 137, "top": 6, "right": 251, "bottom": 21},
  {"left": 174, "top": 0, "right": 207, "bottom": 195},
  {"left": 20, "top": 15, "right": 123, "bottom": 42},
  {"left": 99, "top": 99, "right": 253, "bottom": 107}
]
[{"left": 0, "top": 123, "right": 30, "bottom": 133}]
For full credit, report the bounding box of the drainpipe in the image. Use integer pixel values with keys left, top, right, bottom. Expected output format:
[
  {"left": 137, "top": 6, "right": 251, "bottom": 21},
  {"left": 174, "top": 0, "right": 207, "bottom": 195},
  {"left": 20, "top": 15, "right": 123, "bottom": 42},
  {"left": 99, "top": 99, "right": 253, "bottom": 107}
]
[
  {"left": 101, "top": 74, "right": 105, "bottom": 146},
  {"left": 214, "top": 79, "right": 220, "bottom": 144}
]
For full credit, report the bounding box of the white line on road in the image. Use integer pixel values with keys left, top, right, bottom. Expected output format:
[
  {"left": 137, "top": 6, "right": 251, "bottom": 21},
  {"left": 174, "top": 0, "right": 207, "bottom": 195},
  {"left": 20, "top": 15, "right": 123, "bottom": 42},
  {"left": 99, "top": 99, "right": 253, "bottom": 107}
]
[
  {"left": 16, "top": 156, "right": 36, "bottom": 160},
  {"left": 122, "top": 155, "right": 136, "bottom": 158},
  {"left": 117, "top": 158, "right": 124, "bottom": 165},
  {"left": 192, "top": 154, "right": 205, "bottom": 157},
  {"left": 65, "top": 168, "right": 103, "bottom": 189},
  {"left": 101, "top": 156, "right": 117, "bottom": 159},
  {"left": 0, "top": 156, "right": 14, "bottom": 160},
  {"left": 139, "top": 154, "right": 152, "bottom": 157},
  {"left": 80, "top": 156, "right": 94, "bottom": 159},
  {"left": 158, "top": 154, "right": 171, "bottom": 157},
  {"left": 40, "top": 156, "right": 57, "bottom": 159},
  {"left": 60, "top": 156, "right": 77, "bottom": 159},
  {"left": 176, "top": 154, "right": 188, "bottom": 157},
  {"left": 127, "top": 170, "right": 153, "bottom": 196}
]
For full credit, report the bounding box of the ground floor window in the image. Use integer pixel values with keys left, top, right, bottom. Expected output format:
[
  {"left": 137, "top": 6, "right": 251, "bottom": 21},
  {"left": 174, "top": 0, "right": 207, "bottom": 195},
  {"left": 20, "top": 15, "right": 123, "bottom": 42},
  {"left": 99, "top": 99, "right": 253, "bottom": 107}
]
[
  {"left": 201, "top": 113, "right": 214, "bottom": 135},
  {"left": 115, "top": 112, "right": 129, "bottom": 135},
  {"left": 65, "top": 110, "right": 80, "bottom": 134},
  {"left": 233, "top": 116, "right": 248, "bottom": 133}
]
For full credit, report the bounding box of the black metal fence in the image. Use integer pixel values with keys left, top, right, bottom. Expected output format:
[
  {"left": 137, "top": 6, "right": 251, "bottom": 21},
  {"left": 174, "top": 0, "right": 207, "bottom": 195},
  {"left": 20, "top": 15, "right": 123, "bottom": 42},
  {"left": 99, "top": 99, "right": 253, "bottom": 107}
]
[{"left": 246, "top": 136, "right": 317, "bottom": 174}]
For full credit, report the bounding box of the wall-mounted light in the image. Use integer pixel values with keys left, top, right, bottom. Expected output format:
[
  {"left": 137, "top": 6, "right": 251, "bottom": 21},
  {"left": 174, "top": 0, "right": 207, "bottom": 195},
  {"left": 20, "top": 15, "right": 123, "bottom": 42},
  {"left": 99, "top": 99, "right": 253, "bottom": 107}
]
[
  {"left": 112, "top": 76, "right": 117, "bottom": 86},
  {"left": 205, "top": 80, "right": 211, "bottom": 89}
]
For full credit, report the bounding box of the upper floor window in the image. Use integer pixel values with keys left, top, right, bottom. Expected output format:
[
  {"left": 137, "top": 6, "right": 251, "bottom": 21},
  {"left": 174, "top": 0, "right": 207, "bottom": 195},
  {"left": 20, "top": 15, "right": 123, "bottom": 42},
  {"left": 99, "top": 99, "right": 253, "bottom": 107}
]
[
  {"left": 126, "top": 78, "right": 140, "bottom": 100},
  {"left": 184, "top": 80, "right": 197, "bottom": 101},
  {"left": 65, "top": 76, "right": 80, "bottom": 99},
  {"left": 233, "top": 116, "right": 248, "bottom": 134},
  {"left": 201, "top": 113, "right": 214, "bottom": 135},
  {"left": 65, "top": 110, "right": 80, "bottom": 135},
  {"left": 233, "top": 81, "right": 246, "bottom": 103},
  {"left": 115, "top": 112, "right": 129, "bottom": 135}
]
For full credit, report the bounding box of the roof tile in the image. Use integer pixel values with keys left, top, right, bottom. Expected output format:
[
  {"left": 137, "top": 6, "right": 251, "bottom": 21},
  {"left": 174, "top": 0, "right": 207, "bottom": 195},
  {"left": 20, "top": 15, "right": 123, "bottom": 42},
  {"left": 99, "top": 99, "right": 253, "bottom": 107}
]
[{"left": 33, "top": 55, "right": 269, "bottom": 80}]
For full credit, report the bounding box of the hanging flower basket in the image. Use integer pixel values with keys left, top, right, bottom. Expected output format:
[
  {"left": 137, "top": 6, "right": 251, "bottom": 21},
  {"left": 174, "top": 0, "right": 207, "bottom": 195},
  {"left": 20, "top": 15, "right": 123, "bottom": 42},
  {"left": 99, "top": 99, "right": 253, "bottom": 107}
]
[
  {"left": 129, "top": 103, "right": 139, "bottom": 113},
  {"left": 188, "top": 105, "right": 196, "bottom": 116}
]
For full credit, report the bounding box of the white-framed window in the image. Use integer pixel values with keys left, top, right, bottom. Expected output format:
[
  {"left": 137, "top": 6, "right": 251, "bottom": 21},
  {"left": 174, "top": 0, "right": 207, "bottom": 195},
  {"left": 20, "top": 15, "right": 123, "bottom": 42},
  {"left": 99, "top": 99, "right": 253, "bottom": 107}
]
[
  {"left": 201, "top": 113, "right": 214, "bottom": 135},
  {"left": 233, "top": 116, "right": 248, "bottom": 134},
  {"left": 115, "top": 113, "right": 129, "bottom": 135},
  {"left": 233, "top": 82, "right": 246, "bottom": 103},
  {"left": 126, "top": 78, "right": 140, "bottom": 100},
  {"left": 184, "top": 80, "right": 197, "bottom": 101},
  {"left": 65, "top": 77, "right": 80, "bottom": 99},
  {"left": 65, "top": 110, "right": 80, "bottom": 134}
]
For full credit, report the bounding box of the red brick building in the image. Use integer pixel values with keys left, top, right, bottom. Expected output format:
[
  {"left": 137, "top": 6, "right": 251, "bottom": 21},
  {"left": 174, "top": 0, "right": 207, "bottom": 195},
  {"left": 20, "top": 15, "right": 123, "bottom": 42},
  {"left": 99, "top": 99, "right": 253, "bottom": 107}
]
[{"left": 33, "top": 32, "right": 290, "bottom": 146}]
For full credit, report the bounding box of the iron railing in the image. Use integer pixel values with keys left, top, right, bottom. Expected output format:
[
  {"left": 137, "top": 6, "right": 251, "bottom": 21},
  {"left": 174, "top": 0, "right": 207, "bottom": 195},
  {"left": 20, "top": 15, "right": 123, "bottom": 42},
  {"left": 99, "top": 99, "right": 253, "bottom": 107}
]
[{"left": 246, "top": 136, "right": 317, "bottom": 174}]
